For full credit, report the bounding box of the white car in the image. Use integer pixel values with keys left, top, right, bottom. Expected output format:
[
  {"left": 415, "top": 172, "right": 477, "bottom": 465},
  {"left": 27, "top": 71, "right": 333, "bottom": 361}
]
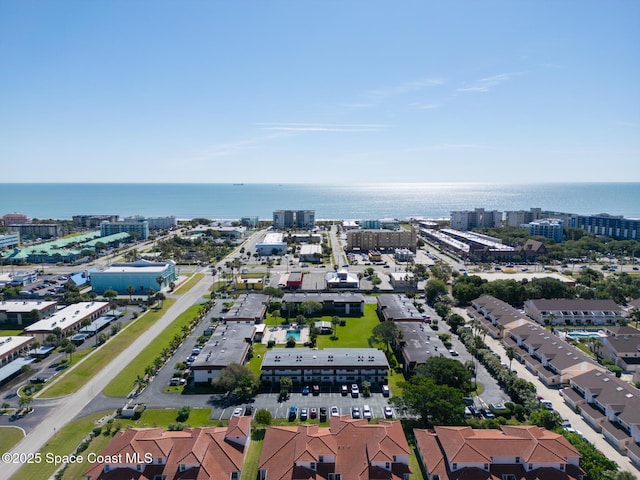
[
  {"left": 351, "top": 384, "right": 360, "bottom": 397},
  {"left": 384, "top": 406, "right": 393, "bottom": 419},
  {"left": 232, "top": 408, "right": 243, "bottom": 417},
  {"left": 330, "top": 406, "right": 340, "bottom": 417},
  {"left": 363, "top": 405, "right": 372, "bottom": 419}
]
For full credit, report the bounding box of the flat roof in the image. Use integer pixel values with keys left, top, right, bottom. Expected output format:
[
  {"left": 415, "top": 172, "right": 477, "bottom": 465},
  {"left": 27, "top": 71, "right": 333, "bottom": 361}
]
[
  {"left": 25, "top": 301, "right": 108, "bottom": 333},
  {"left": 260, "top": 232, "right": 285, "bottom": 244},
  {"left": 0, "top": 336, "right": 33, "bottom": 358},
  {"left": 0, "top": 357, "right": 35, "bottom": 384},
  {"left": 191, "top": 323, "right": 255, "bottom": 369},
  {"left": 261, "top": 348, "right": 388, "bottom": 369},
  {"left": 396, "top": 322, "right": 435, "bottom": 365},
  {"left": 377, "top": 295, "right": 422, "bottom": 321},
  {"left": 0, "top": 300, "right": 57, "bottom": 313},
  {"left": 282, "top": 292, "right": 365, "bottom": 303},
  {"left": 222, "top": 294, "right": 269, "bottom": 321}
]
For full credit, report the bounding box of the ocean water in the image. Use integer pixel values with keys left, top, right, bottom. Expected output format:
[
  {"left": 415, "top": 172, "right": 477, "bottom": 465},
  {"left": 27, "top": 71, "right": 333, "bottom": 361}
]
[{"left": 0, "top": 183, "right": 638, "bottom": 220}]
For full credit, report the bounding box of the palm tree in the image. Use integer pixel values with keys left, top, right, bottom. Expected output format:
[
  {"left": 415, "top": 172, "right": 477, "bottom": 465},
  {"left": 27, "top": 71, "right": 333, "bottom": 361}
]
[
  {"left": 156, "top": 275, "right": 164, "bottom": 292},
  {"left": 126, "top": 285, "right": 136, "bottom": 303},
  {"left": 589, "top": 337, "right": 603, "bottom": 361},
  {"left": 506, "top": 346, "right": 516, "bottom": 371},
  {"left": 631, "top": 308, "right": 640, "bottom": 329},
  {"left": 133, "top": 374, "right": 145, "bottom": 394}
]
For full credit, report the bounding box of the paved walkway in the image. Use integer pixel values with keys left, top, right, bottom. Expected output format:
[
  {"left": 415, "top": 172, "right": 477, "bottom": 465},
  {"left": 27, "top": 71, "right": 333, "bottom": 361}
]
[{"left": 5, "top": 270, "right": 212, "bottom": 479}]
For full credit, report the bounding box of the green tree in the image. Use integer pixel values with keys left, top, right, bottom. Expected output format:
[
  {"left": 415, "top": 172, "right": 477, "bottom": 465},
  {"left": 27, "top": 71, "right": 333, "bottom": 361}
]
[
  {"left": 416, "top": 356, "right": 473, "bottom": 393},
  {"left": 156, "top": 275, "right": 165, "bottom": 291},
  {"left": 126, "top": 285, "right": 136, "bottom": 303},
  {"left": 529, "top": 409, "right": 563, "bottom": 431},
  {"left": 255, "top": 408, "right": 273, "bottom": 426},
  {"left": 392, "top": 376, "right": 464, "bottom": 427},
  {"left": 64, "top": 342, "right": 76, "bottom": 361},
  {"left": 506, "top": 346, "right": 516, "bottom": 371},
  {"left": 372, "top": 321, "right": 401, "bottom": 352},
  {"left": 424, "top": 279, "right": 448, "bottom": 305},
  {"left": 103, "top": 289, "right": 118, "bottom": 302},
  {"left": 212, "top": 363, "right": 258, "bottom": 399},
  {"left": 300, "top": 300, "right": 323, "bottom": 317}
]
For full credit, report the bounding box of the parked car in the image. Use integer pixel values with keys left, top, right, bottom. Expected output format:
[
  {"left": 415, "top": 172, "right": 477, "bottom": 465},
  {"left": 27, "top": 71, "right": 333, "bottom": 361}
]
[
  {"left": 244, "top": 405, "right": 253, "bottom": 416},
  {"left": 351, "top": 406, "right": 361, "bottom": 419},
  {"left": 169, "top": 377, "right": 186, "bottom": 386},
  {"left": 300, "top": 408, "right": 308, "bottom": 421},
  {"left": 330, "top": 406, "right": 340, "bottom": 417},
  {"left": 302, "top": 385, "right": 310, "bottom": 395},
  {"left": 319, "top": 407, "right": 327, "bottom": 422},
  {"left": 482, "top": 408, "right": 496, "bottom": 419},
  {"left": 448, "top": 349, "right": 459, "bottom": 356},
  {"left": 232, "top": 408, "right": 243, "bottom": 417},
  {"left": 340, "top": 384, "right": 348, "bottom": 396},
  {"left": 351, "top": 384, "right": 360, "bottom": 398},
  {"left": 310, "top": 407, "right": 317, "bottom": 419},
  {"left": 363, "top": 405, "right": 372, "bottom": 420},
  {"left": 288, "top": 406, "right": 298, "bottom": 421},
  {"left": 381, "top": 385, "right": 390, "bottom": 397},
  {"left": 312, "top": 384, "right": 320, "bottom": 396},
  {"left": 384, "top": 406, "right": 393, "bottom": 419}
]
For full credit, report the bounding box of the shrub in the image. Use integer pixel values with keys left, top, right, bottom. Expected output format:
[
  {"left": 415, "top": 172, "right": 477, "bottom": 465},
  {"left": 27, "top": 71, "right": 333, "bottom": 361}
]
[{"left": 177, "top": 405, "right": 191, "bottom": 422}]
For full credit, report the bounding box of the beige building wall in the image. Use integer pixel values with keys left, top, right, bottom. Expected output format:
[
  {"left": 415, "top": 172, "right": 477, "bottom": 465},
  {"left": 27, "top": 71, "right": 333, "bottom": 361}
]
[{"left": 347, "top": 227, "right": 416, "bottom": 251}]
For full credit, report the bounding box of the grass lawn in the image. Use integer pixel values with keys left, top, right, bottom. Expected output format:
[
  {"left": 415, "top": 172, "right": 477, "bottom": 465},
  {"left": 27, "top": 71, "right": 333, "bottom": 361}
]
[
  {"left": 13, "top": 411, "right": 107, "bottom": 480},
  {"left": 247, "top": 343, "right": 267, "bottom": 377},
  {"left": 0, "top": 329, "right": 24, "bottom": 336},
  {"left": 174, "top": 273, "right": 203, "bottom": 293},
  {"left": 0, "top": 426, "right": 24, "bottom": 454},
  {"left": 409, "top": 445, "right": 426, "bottom": 480},
  {"left": 39, "top": 299, "right": 176, "bottom": 398},
  {"left": 240, "top": 429, "right": 265, "bottom": 480},
  {"left": 103, "top": 303, "right": 202, "bottom": 397},
  {"left": 316, "top": 303, "right": 381, "bottom": 348}
]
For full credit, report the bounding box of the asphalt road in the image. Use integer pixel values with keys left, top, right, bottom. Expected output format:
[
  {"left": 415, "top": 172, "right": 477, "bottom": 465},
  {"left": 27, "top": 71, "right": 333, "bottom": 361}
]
[{"left": 4, "top": 268, "right": 213, "bottom": 479}]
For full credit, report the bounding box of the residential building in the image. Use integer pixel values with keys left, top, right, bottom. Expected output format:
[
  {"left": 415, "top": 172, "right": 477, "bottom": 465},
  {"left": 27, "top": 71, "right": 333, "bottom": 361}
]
[
  {"left": 449, "top": 208, "right": 502, "bottom": 230},
  {"left": 7, "top": 223, "right": 63, "bottom": 241},
  {"left": 191, "top": 323, "right": 255, "bottom": 383},
  {"left": 282, "top": 293, "right": 365, "bottom": 316},
  {"left": 0, "top": 234, "right": 20, "bottom": 249},
  {"left": 90, "top": 259, "right": 177, "bottom": 295},
  {"left": 414, "top": 425, "right": 583, "bottom": 480},
  {"left": 258, "top": 417, "right": 411, "bottom": 480},
  {"left": 256, "top": 232, "right": 287, "bottom": 256},
  {"left": 100, "top": 219, "right": 149, "bottom": 240},
  {"left": 395, "top": 322, "right": 440, "bottom": 373},
  {"left": 0, "top": 336, "right": 34, "bottom": 367},
  {"left": 273, "top": 210, "right": 316, "bottom": 230},
  {"left": 325, "top": 269, "right": 359, "bottom": 289},
  {"left": 565, "top": 369, "right": 640, "bottom": 454},
  {"left": 577, "top": 213, "right": 639, "bottom": 240},
  {"left": 1, "top": 213, "right": 29, "bottom": 226},
  {"left": 240, "top": 216, "right": 259, "bottom": 228},
  {"left": 505, "top": 208, "right": 542, "bottom": 228},
  {"left": 377, "top": 295, "right": 423, "bottom": 322},
  {"left": 347, "top": 228, "right": 416, "bottom": 252},
  {"left": 83, "top": 418, "right": 250, "bottom": 480},
  {"left": 524, "top": 299, "right": 625, "bottom": 326},
  {"left": 0, "top": 300, "right": 58, "bottom": 326},
  {"left": 124, "top": 215, "right": 177, "bottom": 230},
  {"left": 600, "top": 329, "right": 640, "bottom": 373},
  {"left": 394, "top": 248, "right": 415, "bottom": 262},
  {"left": 220, "top": 293, "right": 269, "bottom": 323},
  {"left": 24, "top": 301, "right": 109, "bottom": 342},
  {"left": 341, "top": 220, "right": 359, "bottom": 231},
  {"left": 260, "top": 348, "right": 389, "bottom": 386},
  {"left": 72, "top": 215, "right": 119, "bottom": 228},
  {"left": 525, "top": 218, "right": 564, "bottom": 243}
]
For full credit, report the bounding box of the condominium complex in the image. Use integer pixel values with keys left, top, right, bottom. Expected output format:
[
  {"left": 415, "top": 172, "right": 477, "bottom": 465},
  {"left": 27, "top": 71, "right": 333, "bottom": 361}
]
[
  {"left": 450, "top": 208, "right": 502, "bottom": 230},
  {"left": 346, "top": 227, "right": 416, "bottom": 252},
  {"left": 100, "top": 219, "right": 149, "bottom": 240},
  {"left": 7, "top": 223, "right": 63, "bottom": 241},
  {"left": 273, "top": 210, "right": 315, "bottom": 230},
  {"left": 525, "top": 218, "right": 564, "bottom": 242}
]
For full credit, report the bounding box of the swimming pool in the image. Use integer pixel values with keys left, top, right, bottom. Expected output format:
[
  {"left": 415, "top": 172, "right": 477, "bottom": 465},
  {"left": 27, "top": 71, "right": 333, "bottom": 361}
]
[
  {"left": 285, "top": 330, "right": 301, "bottom": 341},
  {"left": 566, "top": 331, "right": 605, "bottom": 340}
]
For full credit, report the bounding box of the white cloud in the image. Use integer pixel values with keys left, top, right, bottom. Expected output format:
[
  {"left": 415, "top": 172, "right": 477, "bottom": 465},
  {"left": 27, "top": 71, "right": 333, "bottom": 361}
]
[
  {"left": 456, "top": 72, "right": 522, "bottom": 93},
  {"left": 366, "top": 78, "right": 446, "bottom": 99}
]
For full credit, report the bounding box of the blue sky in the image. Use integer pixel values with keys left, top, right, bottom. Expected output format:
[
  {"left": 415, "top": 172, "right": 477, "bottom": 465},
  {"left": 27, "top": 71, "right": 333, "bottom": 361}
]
[{"left": 1, "top": 0, "right": 639, "bottom": 183}]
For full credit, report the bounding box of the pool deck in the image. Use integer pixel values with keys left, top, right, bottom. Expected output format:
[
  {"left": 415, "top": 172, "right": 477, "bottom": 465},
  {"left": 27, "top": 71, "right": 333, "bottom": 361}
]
[{"left": 263, "top": 324, "right": 310, "bottom": 345}]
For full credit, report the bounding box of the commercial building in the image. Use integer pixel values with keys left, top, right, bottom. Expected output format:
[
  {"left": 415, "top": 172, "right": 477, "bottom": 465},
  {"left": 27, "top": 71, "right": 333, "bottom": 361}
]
[
  {"left": 388, "top": 272, "right": 415, "bottom": 291},
  {"left": 0, "top": 270, "right": 39, "bottom": 287},
  {"left": 240, "top": 216, "right": 259, "bottom": 228},
  {"left": 260, "top": 348, "right": 389, "bottom": 386},
  {"left": 258, "top": 418, "right": 411, "bottom": 480},
  {"left": 450, "top": 208, "right": 502, "bottom": 230},
  {"left": 524, "top": 299, "right": 625, "bottom": 326},
  {"left": 219, "top": 294, "right": 269, "bottom": 323},
  {"left": 100, "top": 219, "right": 149, "bottom": 240},
  {"left": 0, "top": 336, "right": 34, "bottom": 367},
  {"left": 273, "top": 210, "right": 316, "bottom": 230},
  {"left": 89, "top": 260, "right": 177, "bottom": 295},
  {"left": 282, "top": 292, "right": 365, "bottom": 316},
  {"left": 256, "top": 232, "right": 287, "bottom": 256},
  {"left": 83, "top": 418, "right": 250, "bottom": 480},
  {"left": 298, "top": 244, "right": 322, "bottom": 263},
  {"left": 394, "top": 248, "right": 415, "bottom": 262},
  {"left": 0, "top": 300, "right": 58, "bottom": 326},
  {"left": 414, "top": 425, "right": 583, "bottom": 480},
  {"left": 286, "top": 271, "right": 304, "bottom": 289},
  {"left": 325, "top": 269, "right": 359, "bottom": 289},
  {"left": 346, "top": 228, "right": 416, "bottom": 252},
  {"left": 7, "top": 223, "right": 63, "bottom": 241},
  {"left": 525, "top": 218, "right": 564, "bottom": 243},
  {"left": 24, "top": 301, "right": 109, "bottom": 342},
  {"left": 191, "top": 323, "right": 255, "bottom": 383}
]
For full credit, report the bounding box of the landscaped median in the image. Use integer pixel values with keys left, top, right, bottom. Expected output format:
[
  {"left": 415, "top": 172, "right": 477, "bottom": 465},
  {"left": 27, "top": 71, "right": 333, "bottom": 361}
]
[{"left": 103, "top": 303, "right": 208, "bottom": 397}]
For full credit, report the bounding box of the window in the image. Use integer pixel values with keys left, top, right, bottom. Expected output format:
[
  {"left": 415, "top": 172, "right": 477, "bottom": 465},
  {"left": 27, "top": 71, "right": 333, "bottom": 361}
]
[
  {"left": 385, "top": 462, "right": 391, "bottom": 470},
  {"left": 137, "top": 464, "right": 142, "bottom": 472},
  {"left": 452, "top": 463, "right": 457, "bottom": 471},
  {"left": 329, "top": 474, "right": 342, "bottom": 480},
  {"left": 484, "top": 464, "right": 489, "bottom": 470},
  {"left": 528, "top": 464, "right": 533, "bottom": 471},
  {"left": 319, "top": 456, "right": 324, "bottom": 463},
  {"left": 104, "top": 466, "right": 110, "bottom": 473},
  {"left": 231, "top": 473, "right": 239, "bottom": 480},
  {"left": 179, "top": 464, "right": 186, "bottom": 472},
  {"left": 515, "top": 456, "right": 520, "bottom": 464},
  {"left": 310, "top": 463, "right": 316, "bottom": 471},
  {"left": 560, "top": 464, "right": 565, "bottom": 471},
  {"left": 259, "top": 469, "right": 268, "bottom": 480}
]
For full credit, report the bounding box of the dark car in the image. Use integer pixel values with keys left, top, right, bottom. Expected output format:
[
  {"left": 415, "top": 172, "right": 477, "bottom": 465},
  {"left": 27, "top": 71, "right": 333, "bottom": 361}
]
[
  {"left": 288, "top": 406, "right": 298, "bottom": 421},
  {"left": 302, "top": 385, "right": 310, "bottom": 395},
  {"left": 312, "top": 384, "right": 320, "bottom": 396},
  {"left": 310, "top": 407, "right": 317, "bottom": 419},
  {"left": 319, "top": 407, "right": 328, "bottom": 422}
]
